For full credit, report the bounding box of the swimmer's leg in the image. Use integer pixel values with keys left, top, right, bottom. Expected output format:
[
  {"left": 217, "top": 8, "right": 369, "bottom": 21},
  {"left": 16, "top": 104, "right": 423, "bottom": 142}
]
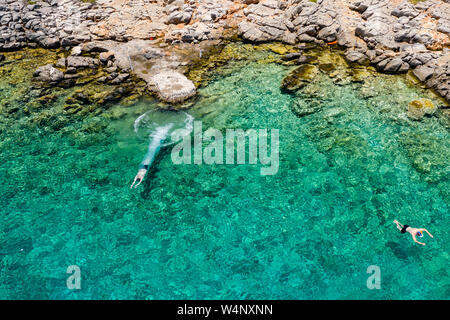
[{"left": 393, "top": 220, "right": 403, "bottom": 231}]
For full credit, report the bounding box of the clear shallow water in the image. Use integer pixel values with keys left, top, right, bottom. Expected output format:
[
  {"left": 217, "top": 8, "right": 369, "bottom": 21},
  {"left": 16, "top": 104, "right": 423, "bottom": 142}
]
[{"left": 0, "top": 52, "right": 449, "bottom": 299}]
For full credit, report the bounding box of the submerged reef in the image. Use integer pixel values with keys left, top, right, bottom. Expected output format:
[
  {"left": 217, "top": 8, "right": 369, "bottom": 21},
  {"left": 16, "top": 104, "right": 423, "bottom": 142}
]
[
  {"left": 2, "top": 40, "right": 449, "bottom": 130},
  {"left": 1, "top": 0, "right": 449, "bottom": 104}
]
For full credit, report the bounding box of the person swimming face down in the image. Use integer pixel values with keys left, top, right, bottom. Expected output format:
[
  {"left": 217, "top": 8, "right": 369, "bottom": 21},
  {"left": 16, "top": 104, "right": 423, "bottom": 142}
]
[
  {"left": 130, "top": 110, "right": 193, "bottom": 189},
  {"left": 130, "top": 123, "right": 172, "bottom": 188},
  {"left": 393, "top": 220, "right": 434, "bottom": 246}
]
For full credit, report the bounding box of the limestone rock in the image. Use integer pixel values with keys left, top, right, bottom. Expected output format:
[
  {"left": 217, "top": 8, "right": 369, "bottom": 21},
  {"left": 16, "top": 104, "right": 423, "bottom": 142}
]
[
  {"left": 238, "top": 21, "right": 268, "bottom": 42},
  {"left": 55, "top": 58, "right": 66, "bottom": 68},
  {"left": 167, "top": 10, "right": 192, "bottom": 24},
  {"left": 33, "top": 64, "right": 64, "bottom": 83},
  {"left": 281, "top": 64, "right": 319, "bottom": 93},
  {"left": 66, "top": 56, "right": 100, "bottom": 69},
  {"left": 383, "top": 58, "right": 409, "bottom": 73},
  {"left": 99, "top": 51, "right": 115, "bottom": 64},
  {"left": 344, "top": 50, "right": 368, "bottom": 65},
  {"left": 111, "top": 73, "right": 130, "bottom": 85},
  {"left": 151, "top": 71, "right": 196, "bottom": 103},
  {"left": 407, "top": 98, "right": 437, "bottom": 120},
  {"left": 317, "top": 25, "right": 338, "bottom": 42},
  {"left": 281, "top": 52, "right": 302, "bottom": 61},
  {"left": 413, "top": 65, "right": 435, "bottom": 82},
  {"left": 391, "top": 2, "right": 419, "bottom": 18},
  {"left": 39, "top": 37, "right": 60, "bottom": 49}
]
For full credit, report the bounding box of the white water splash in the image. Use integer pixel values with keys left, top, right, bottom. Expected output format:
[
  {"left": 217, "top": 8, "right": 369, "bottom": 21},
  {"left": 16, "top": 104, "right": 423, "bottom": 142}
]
[{"left": 134, "top": 110, "right": 194, "bottom": 170}]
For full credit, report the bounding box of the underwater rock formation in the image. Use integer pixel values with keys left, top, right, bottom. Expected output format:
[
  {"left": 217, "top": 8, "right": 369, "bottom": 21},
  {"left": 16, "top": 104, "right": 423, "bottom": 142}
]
[
  {"left": 290, "top": 98, "right": 323, "bottom": 117},
  {"left": 1, "top": 0, "right": 450, "bottom": 104},
  {"left": 281, "top": 64, "right": 319, "bottom": 93},
  {"left": 407, "top": 98, "right": 437, "bottom": 120}
]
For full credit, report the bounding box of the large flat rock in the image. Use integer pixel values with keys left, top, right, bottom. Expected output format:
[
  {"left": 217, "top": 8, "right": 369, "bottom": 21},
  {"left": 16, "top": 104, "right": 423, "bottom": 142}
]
[{"left": 151, "top": 71, "right": 196, "bottom": 103}]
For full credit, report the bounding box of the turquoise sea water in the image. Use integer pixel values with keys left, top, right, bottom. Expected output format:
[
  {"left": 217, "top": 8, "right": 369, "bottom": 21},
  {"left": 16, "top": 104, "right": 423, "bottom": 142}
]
[{"left": 0, "top": 50, "right": 449, "bottom": 299}]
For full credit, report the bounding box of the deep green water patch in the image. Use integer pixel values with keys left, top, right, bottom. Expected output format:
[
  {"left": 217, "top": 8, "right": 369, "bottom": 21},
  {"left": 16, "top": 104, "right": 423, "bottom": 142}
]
[{"left": 0, "top": 43, "right": 449, "bottom": 299}]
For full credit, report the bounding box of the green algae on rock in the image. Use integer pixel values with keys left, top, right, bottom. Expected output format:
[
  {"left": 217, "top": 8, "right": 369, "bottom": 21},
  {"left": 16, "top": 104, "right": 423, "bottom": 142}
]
[
  {"left": 280, "top": 46, "right": 375, "bottom": 93},
  {"left": 281, "top": 64, "right": 319, "bottom": 93},
  {"left": 399, "top": 130, "right": 450, "bottom": 185},
  {"left": 0, "top": 47, "right": 149, "bottom": 126},
  {"left": 186, "top": 42, "right": 280, "bottom": 88},
  {"left": 407, "top": 98, "right": 437, "bottom": 120}
]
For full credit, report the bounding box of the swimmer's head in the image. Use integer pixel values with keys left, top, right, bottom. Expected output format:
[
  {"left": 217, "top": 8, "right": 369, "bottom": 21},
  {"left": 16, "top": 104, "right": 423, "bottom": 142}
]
[{"left": 417, "top": 231, "right": 423, "bottom": 238}]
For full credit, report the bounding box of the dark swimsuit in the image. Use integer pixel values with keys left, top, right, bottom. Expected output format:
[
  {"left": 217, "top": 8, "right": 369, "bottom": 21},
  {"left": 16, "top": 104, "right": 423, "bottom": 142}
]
[
  {"left": 401, "top": 225, "right": 410, "bottom": 234},
  {"left": 135, "top": 164, "right": 149, "bottom": 182}
]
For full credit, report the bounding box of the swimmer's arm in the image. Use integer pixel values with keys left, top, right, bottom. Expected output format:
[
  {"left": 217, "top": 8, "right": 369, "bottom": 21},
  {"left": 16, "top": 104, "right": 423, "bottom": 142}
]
[
  {"left": 421, "top": 228, "right": 433, "bottom": 238},
  {"left": 412, "top": 234, "right": 425, "bottom": 246},
  {"left": 130, "top": 168, "right": 148, "bottom": 189}
]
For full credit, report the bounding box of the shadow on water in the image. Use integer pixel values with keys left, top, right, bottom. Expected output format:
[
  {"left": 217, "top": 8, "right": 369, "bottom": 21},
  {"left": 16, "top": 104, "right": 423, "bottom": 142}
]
[
  {"left": 140, "top": 146, "right": 172, "bottom": 199},
  {"left": 386, "top": 241, "right": 411, "bottom": 261}
]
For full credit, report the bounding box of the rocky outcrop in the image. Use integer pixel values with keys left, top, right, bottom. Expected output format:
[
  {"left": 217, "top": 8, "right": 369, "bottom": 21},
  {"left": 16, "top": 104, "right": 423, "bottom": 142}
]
[
  {"left": 32, "top": 38, "right": 206, "bottom": 103},
  {"left": 407, "top": 98, "right": 437, "bottom": 120},
  {"left": 0, "top": 0, "right": 95, "bottom": 50},
  {"left": 66, "top": 56, "right": 100, "bottom": 69},
  {"left": 32, "top": 41, "right": 132, "bottom": 89},
  {"left": 291, "top": 0, "right": 341, "bottom": 44},
  {"left": 345, "top": 50, "right": 369, "bottom": 64},
  {"left": 281, "top": 64, "right": 319, "bottom": 93},
  {"left": 151, "top": 71, "right": 196, "bottom": 103},
  {"left": 2, "top": 0, "right": 450, "bottom": 104},
  {"left": 238, "top": 0, "right": 296, "bottom": 44},
  {"left": 33, "top": 64, "right": 64, "bottom": 83},
  {"left": 413, "top": 52, "right": 450, "bottom": 102},
  {"left": 1, "top": 0, "right": 448, "bottom": 51}
]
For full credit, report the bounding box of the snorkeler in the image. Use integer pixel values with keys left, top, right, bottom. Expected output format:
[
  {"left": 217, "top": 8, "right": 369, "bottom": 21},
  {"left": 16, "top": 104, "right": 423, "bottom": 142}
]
[
  {"left": 393, "top": 220, "right": 434, "bottom": 246},
  {"left": 130, "top": 165, "right": 149, "bottom": 189},
  {"left": 130, "top": 123, "right": 173, "bottom": 189},
  {"left": 130, "top": 110, "right": 193, "bottom": 189}
]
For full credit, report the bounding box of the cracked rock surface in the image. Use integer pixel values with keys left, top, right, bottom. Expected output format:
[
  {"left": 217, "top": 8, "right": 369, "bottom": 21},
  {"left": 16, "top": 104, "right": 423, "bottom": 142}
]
[{"left": 1, "top": 0, "right": 449, "bottom": 103}]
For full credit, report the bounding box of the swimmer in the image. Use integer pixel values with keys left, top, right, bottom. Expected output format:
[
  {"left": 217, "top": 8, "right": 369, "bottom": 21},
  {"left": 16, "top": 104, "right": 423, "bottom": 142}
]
[
  {"left": 393, "top": 220, "right": 434, "bottom": 246},
  {"left": 130, "top": 165, "right": 148, "bottom": 189},
  {"left": 130, "top": 123, "right": 173, "bottom": 189},
  {"left": 130, "top": 110, "right": 193, "bottom": 189}
]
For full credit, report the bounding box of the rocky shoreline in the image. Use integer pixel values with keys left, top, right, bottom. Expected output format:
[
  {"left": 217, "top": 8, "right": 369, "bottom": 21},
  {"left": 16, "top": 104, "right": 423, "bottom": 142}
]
[{"left": 0, "top": 0, "right": 449, "bottom": 108}]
